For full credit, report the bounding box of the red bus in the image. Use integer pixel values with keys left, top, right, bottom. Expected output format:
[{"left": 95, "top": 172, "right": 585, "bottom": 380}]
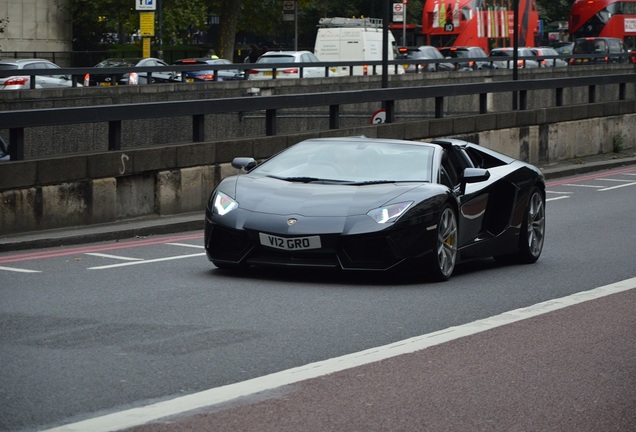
[
  {"left": 421, "top": 0, "right": 539, "bottom": 52},
  {"left": 569, "top": 0, "right": 636, "bottom": 51}
]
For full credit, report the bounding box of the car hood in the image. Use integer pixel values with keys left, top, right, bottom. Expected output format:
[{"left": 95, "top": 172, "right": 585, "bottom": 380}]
[{"left": 230, "top": 175, "right": 430, "bottom": 217}]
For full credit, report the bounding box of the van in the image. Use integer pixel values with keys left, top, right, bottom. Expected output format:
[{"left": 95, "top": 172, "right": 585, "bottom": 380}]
[
  {"left": 314, "top": 17, "right": 403, "bottom": 75},
  {"left": 570, "top": 37, "right": 628, "bottom": 65}
]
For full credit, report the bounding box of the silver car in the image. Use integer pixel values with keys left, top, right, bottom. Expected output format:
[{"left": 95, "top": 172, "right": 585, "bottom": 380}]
[
  {"left": 248, "top": 51, "right": 338, "bottom": 80},
  {"left": 0, "top": 59, "right": 79, "bottom": 90},
  {"left": 488, "top": 48, "right": 541, "bottom": 69}
]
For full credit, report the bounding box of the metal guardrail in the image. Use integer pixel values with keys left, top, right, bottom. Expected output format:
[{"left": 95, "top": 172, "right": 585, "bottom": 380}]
[
  {"left": 1, "top": 53, "right": 634, "bottom": 88},
  {"left": 1, "top": 73, "right": 634, "bottom": 161}
]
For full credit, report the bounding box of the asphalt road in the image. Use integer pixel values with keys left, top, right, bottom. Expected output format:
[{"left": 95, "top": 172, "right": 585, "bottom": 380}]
[{"left": 1, "top": 163, "right": 635, "bottom": 432}]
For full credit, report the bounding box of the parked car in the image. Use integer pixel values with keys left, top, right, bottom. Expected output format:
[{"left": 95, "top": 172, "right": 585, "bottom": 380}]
[
  {"left": 438, "top": 46, "right": 496, "bottom": 70},
  {"left": 85, "top": 57, "right": 181, "bottom": 86},
  {"left": 248, "top": 51, "right": 338, "bottom": 80},
  {"left": 570, "top": 37, "right": 628, "bottom": 65},
  {"left": 0, "top": 59, "right": 79, "bottom": 90},
  {"left": 204, "top": 137, "right": 545, "bottom": 281},
  {"left": 397, "top": 46, "right": 454, "bottom": 72},
  {"left": 172, "top": 58, "right": 244, "bottom": 82},
  {"left": 531, "top": 47, "right": 569, "bottom": 68},
  {"left": 488, "top": 47, "right": 541, "bottom": 69}
]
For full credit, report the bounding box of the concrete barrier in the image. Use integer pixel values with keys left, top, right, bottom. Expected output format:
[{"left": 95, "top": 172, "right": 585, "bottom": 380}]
[{"left": 0, "top": 99, "right": 634, "bottom": 236}]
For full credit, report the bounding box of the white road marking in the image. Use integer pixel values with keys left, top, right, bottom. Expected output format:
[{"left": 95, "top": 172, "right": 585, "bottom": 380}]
[
  {"left": 596, "top": 178, "right": 635, "bottom": 182},
  {"left": 87, "top": 253, "right": 206, "bottom": 270},
  {"left": 598, "top": 182, "right": 636, "bottom": 192},
  {"left": 545, "top": 190, "right": 572, "bottom": 195},
  {"left": 166, "top": 242, "right": 205, "bottom": 249},
  {"left": 561, "top": 183, "right": 604, "bottom": 188},
  {"left": 546, "top": 196, "right": 569, "bottom": 202},
  {"left": 42, "top": 277, "right": 636, "bottom": 432},
  {"left": 0, "top": 265, "right": 41, "bottom": 273},
  {"left": 85, "top": 253, "right": 144, "bottom": 261}
]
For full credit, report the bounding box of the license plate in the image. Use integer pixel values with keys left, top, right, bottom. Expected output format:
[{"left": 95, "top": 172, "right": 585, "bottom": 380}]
[
  {"left": 186, "top": 78, "right": 194, "bottom": 83},
  {"left": 259, "top": 233, "right": 321, "bottom": 250},
  {"left": 99, "top": 82, "right": 111, "bottom": 87},
  {"left": 264, "top": 71, "right": 273, "bottom": 76}
]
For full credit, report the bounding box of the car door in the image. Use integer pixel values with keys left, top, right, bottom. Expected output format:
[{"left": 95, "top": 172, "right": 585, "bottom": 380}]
[
  {"left": 300, "top": 53, "right": 321, "bottom": 77},
  {"left": 23, "top": 62, "right": 55, "bottom": 88},
  {"left": 44, "top": 62, "right": 73, "bottom": 87},
  {"left": 442, "top": 147, "right": 490, "bottom": 246}
]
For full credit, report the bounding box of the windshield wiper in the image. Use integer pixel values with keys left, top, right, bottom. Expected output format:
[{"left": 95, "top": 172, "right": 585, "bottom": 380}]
[
  {"left": 345, "top": 180, "right": 429, "bottom": 185},
  {"left": 268, "top": 175, "right": 346, "bottom": 183}
]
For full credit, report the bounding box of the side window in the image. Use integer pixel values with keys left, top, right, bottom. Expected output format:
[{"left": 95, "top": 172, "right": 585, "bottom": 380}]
[{"left": 440, "top": 153, "right": 459, "bottom": 188}]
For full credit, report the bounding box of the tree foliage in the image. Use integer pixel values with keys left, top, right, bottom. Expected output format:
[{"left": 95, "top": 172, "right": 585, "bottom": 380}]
[{"left": 64, "top": 0, "right": 576, "bottom": 55}]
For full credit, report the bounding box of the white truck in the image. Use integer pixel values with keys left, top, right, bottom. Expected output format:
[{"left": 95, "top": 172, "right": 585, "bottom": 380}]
[{"left": 314, "top": 17, "right": 403, "bottom": 76}]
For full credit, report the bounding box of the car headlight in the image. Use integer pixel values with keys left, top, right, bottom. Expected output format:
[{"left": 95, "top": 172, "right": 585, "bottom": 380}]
[
  {"left": 212, "top": 191, "right": 238, "bottom": 215},
  {"left": 367, "top": 201, "right": 413, "bottom": 224}
]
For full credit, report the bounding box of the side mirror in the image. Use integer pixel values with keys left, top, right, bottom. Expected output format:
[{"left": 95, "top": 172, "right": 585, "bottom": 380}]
[
  {"left": 460, "top": 168, "right": 490, "bottom": 194},
  {"left": 232, "top": 157, "right": 257, "bottom": 171}
]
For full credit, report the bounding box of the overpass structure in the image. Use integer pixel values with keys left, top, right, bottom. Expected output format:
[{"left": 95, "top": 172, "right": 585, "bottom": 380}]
[{"left": 0, "top": 67, "right": 634, "bottom": 236}]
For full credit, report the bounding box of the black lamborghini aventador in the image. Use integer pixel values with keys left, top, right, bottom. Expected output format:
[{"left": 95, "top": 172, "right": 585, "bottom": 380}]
[{"left": 204, "top": 137, "right": 546, "bottom": 281}]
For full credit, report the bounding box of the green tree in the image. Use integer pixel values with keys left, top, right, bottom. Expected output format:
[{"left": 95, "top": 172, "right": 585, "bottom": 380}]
[{"left": 536, "top": 0, "right": 575, "bottom": 24}]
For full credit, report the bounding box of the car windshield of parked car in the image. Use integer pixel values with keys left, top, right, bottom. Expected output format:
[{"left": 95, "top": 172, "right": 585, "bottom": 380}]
[
  {"left": 574, "top": 40, "right": 607, "bottom": 53},
  {"left": 96, "top": 58, "right": 141, "bottom": 68},
  {"left": 251, "top": 140, "right": 435, "bottom": 183},
  {"left": 256, "top": 56, "right": 295, "bottom": 64}
]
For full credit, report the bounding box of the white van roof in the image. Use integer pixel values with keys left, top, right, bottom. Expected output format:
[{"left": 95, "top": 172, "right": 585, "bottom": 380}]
[{"left": 317, "top": 17, "right": 383, "bottom": 29}]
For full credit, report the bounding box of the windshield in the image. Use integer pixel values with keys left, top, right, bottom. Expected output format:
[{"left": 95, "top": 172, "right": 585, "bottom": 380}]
[
  {"left": 251, "top": 139, "right": 435, "bottom": 183},
  {"left": 256, "top": 56, "right": 295, "bottom": 64},
  {"left": 95, "top": 59, "right": 141, "bottom": 68}
]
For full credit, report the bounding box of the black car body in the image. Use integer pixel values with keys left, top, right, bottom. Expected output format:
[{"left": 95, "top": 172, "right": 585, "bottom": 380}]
[
  {"left": 570, "top": 37, "right": 628, "bottom": 65},
  {"left": 204, "top": 137, "right": 546, "bottom": 281},
  {"left": 438, "top": 46, "right": 495, "bottom": 70},
  {"left": 87, "top": 57, "right": 181, "bottom": 86},
  {"left": 172, "top": 58, "right": 244, "bottom": 82}
]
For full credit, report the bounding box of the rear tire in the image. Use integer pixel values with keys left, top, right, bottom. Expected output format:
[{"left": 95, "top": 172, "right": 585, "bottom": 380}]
[
  {"left": 517, "top": 187, "right": 545, "bottom": 263},
  {"left": 426, "top": 204, "right": 458, "bottom": 282},
  {"left": 494, "top": 187, "right": 545, "bottom": 265}
]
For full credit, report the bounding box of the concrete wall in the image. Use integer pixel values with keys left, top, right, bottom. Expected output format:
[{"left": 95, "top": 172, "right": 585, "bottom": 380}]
[
  {"left": 1, "top": 100, "right": 634, "bottom": 236},
  {"left": 0, "top": 0, "right": 72, "bottom": 53},
  {"left": 1, "top": 65, "right": 634, "bottom": 159}
]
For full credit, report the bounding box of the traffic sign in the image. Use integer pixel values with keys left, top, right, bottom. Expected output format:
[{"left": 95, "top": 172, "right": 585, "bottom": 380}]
[
  {"left": 393, "top": 3, "right": 404, "bottom": 23},
  {"left": 370, "top": 109, "right": 386, "bottom": 124},
  {"left": 136, "top": 0, "right": 156, "bottom": 11}
]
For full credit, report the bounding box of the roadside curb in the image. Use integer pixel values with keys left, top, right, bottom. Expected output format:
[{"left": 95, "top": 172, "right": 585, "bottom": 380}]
[{"left": 1, "top": 155, "right": 635, "bottom": 253}]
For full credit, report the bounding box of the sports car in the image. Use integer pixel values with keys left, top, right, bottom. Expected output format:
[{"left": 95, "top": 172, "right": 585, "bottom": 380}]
[{"left": 204, "top": 137, "right": 546, "bottom": 281}]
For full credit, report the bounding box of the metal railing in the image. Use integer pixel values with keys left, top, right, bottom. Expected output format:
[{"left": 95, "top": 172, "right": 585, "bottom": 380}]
[
  {"left": 1, "top": 73, "right": 634, "bottom": 161},
  {"left": 1, "top": 53, "right": 635, "bottom": 89}
]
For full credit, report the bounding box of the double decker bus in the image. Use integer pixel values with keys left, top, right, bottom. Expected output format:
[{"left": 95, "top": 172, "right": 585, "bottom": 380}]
[
  {"left": 421, "top": 0, "right": 539, "bottom": 52},
  {"left": 569, "top": 0, "right": 636, "bottom": 51}
]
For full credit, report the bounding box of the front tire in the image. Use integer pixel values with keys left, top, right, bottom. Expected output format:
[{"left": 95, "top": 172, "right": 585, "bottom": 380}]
[{"left": 426, "top": 205, "right": 458, "bottom": 282}]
